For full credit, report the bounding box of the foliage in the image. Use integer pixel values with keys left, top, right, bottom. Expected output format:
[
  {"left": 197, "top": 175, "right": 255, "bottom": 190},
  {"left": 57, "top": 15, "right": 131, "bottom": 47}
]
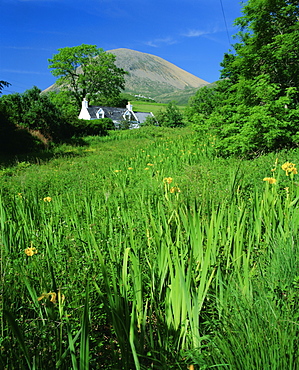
[
  {"left": 0, "top": 101, "right": 16, "bottom": 145},
  {"left": 47, "top": 90, "right": 79, "bottom": 118},
  {"left": 73, "top": 118, "right": 114, "bottom": 136},
  {"left": 0, "top": 87, "right": 116, "bottom": 150},
  {"left": 185, "top": 84, "right": 224, "bottom": 126},
  {"left": 156, "top": 101, "right": 185, "bottom": 127},
  {"left": 0, "top": 86, "right": 66, "bottom": 141},
  {"left": 0, "top": 101, "right": 41, "bottom": 154},
  {"left": 0, "top": 86, "right": 116, "bottom": 147},
  {"left": 0, "top": 80, "right": 11, "bottom": 94},
  {"left": 189, "top": 0, "right": 299, "bottom": 157},
  {"left": 139, "top": 114, "right": 157, "bottom": 127},
  {"left": 48, "top": 44, "right": 127, "bottom": 108},
  {"left": 91, "top": 93, "right": 130, "bottom": 108}
]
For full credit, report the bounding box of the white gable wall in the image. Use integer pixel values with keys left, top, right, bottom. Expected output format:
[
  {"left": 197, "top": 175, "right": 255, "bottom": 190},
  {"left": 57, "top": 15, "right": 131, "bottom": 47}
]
[
  {"left": 78, "top": 109, "right": 92, "bottom": 120},
  {"left": 78, "top": 99, "right": 91, "bottom": 120}
]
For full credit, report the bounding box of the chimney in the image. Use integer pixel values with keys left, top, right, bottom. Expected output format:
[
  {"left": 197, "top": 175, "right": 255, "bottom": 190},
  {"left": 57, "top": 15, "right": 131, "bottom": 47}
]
[
  {"left": 82, "top": 98, "right": 88, "bottom": 109},
  {"left": 126, "top": 101, "right": 133, "bottom": 111}
]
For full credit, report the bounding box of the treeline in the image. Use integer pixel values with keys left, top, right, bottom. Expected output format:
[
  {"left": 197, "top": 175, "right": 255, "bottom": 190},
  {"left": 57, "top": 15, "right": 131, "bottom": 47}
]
[
  {"left": 186, "top": 0, "right": 299, "bottom": 157},
  {"left": 0, "top": 87, "right": 116, "bottom": 154},
  {"left": 0, "top": 87, "right": 185, "bottom": 155}
]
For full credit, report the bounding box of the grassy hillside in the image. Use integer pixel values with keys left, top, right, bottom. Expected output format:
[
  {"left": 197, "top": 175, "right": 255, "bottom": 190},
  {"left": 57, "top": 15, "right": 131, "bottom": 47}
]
[
  {"left": 154, "top": 86, "right": 200, "bottom": 105},
  {"left": 1, "top": 127, "right": 299, "bottom": 369}
]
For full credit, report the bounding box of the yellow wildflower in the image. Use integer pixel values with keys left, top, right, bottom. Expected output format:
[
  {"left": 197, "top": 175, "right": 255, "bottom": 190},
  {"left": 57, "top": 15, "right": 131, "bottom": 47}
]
[
  {"left": 43, "top": 196, "right": 52, "bottom": 202},
  {"left": 38, "top": 292, "right": 57, "bottom": 304},
  {"left": 163, "top": 177, "right": 173, "bottom": 184},
  {"left": 114, "top": 170, "right": 121, "bottom": 173},
  {"left": 24, "top": 247, "right": 38, "bottom": 256},
  {"left": 147, "top": 163, "right": 154, "bottom": 166},
  {"left": 263, "top": 177, "right": 277, "bottom": 184},
  {"left": 170, "top": 186, "right": 181, "bottom": 193},
  {"left": 144, "top": 167, "right": 149, "bottom": 170},
  {"left": 281, "top": 162, "right": 298, "bottom": 176},
  {"left": 128, "top": 167, "right": 133, "bottom": 170}
]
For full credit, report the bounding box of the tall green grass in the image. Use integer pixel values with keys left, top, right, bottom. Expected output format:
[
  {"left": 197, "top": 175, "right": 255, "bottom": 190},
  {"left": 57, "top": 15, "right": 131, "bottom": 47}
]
[{"left": 1, "top": 127, "right": 299, "bottom": 368}]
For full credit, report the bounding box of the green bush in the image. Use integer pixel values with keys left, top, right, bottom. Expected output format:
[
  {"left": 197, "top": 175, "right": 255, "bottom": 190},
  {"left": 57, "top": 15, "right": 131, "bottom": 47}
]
[
  {"left": 0, "top": 86, "right": 68, "bottom": 143},
  {"left": 139, "top": 115, "right": 157, "bottom": 127},
  {"left": 156, "top": 101, "right": 185, "bottom": 128},
  {"left": 0, "top": 102, "right": 42, "bottom": 154},
  {"left": 73, "top": 118, "right": 114, "bottom": 136}
]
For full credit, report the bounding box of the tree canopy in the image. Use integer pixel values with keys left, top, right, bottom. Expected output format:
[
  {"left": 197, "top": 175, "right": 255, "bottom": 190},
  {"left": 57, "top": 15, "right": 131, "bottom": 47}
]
[
  {"left": 48, "top": 44, "right": 127, "bottom": 108},
  {"left": 188, "top": 0, "right": 299, "bottom": 157}
]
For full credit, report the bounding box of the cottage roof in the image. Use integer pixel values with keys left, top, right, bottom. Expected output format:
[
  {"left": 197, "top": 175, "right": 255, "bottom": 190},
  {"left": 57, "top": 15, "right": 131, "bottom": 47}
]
[
  {"left": 87, "top": 106, "right": 126, "bottom": 121},
  {"left": 79, "top": 99, "right": 155, "bottom": 126}
]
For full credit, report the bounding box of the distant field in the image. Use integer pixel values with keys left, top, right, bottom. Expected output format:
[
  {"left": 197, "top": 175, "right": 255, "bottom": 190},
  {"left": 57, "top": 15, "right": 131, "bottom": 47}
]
[{"left": 131, "top": 100, "right": 186, "bottom": 114}]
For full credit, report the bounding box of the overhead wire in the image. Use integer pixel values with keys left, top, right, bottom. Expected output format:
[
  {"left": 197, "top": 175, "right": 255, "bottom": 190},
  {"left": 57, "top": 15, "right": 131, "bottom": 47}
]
[
  {"left": 219, "top": 0, "right": 232, "bottom": 46},
  {"left": 2, "top": 88, "right": 19, "bottom": 94}
]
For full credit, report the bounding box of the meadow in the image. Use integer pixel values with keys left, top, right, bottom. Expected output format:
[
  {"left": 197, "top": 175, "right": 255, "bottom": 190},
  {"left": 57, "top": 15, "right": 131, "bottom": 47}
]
[
  {"left": 129, "top": 101, "right": 186, "bottom": 115},
  {"left": 1, "top": 126, "right": 299, "bottom": 369}
]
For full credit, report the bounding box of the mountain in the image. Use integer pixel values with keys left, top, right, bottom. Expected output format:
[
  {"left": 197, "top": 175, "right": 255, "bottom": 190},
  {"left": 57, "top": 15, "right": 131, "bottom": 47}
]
[
  {"left": 44, "top": 48, "right": 210, "bottom": 104},
  {"left": 108, "top": 49, "right": 209, "bottom": 102}
]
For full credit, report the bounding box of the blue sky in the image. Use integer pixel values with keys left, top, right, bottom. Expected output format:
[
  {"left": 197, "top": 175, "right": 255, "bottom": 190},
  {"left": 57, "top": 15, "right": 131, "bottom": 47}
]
[{"left": 1, "top": 0, "right": 244, "bottom": 95}]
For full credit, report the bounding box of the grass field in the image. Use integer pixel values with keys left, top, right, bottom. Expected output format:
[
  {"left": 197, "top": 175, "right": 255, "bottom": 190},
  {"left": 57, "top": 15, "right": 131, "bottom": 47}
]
[
  {"left": 130, "top": 100, "right": 186, "bottom": 114},
  {"left": 1, "top": 126, "right": 299, "bottom": 369}
]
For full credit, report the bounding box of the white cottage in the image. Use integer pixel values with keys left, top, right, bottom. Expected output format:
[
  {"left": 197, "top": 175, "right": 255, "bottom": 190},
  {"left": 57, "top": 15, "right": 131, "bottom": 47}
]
[{"left": 78, "top": 99, "right": 155, "bottom": 128}]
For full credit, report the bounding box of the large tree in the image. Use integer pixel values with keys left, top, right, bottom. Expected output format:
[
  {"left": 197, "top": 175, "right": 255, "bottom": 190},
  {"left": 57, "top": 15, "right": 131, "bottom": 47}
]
[
  {"left": 189, "top": 0, "right": 299, "bottom": 157},
  {"left": 48, "top": 44, "right": 127, "bottom": 109}
]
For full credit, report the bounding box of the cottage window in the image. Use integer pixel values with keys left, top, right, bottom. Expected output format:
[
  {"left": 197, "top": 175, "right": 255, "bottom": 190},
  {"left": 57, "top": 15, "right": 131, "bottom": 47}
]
[{"left": 96, "top": 109, "right": 105, "bottom": 119}]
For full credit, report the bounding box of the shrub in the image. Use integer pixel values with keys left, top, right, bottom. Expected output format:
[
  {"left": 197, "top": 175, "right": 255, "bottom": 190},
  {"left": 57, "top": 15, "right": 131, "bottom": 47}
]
[
  {"left": 0, "top": 102, "right": 42, "bottom": 154},
  {"left": 156, "top": 101, "right": 185, "bottom": 128},
  {"left": 73, "top": 118, "right": 114, "bottom": 136},
  {"left": 0, "top": 86, "right": 67, "bottom": 142}
]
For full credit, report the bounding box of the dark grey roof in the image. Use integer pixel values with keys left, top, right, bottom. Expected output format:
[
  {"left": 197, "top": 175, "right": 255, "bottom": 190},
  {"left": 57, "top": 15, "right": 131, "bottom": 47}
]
[
  {"left": 87, "top": 106, "right": 126, "bottom": 121},
  {"left": 86, "top": 105, "right": 154, "bottom": 124}
]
